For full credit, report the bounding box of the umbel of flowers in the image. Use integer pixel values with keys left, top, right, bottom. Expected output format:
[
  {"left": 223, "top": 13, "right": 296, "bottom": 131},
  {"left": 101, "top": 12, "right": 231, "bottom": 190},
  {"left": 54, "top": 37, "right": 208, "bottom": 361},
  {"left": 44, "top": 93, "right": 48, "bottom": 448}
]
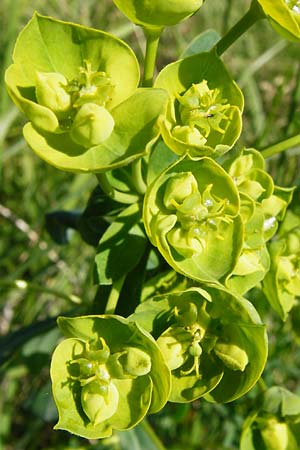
[{"left": 5, "top": 0, "right": 300, "bottom": 444}]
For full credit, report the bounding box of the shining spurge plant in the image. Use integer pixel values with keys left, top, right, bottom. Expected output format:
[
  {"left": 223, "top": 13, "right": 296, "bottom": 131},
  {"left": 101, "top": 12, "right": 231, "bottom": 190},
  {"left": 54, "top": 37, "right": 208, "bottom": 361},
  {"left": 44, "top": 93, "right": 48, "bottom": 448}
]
[{"left": 4, "top": 0, "right": 300, "bottom": 448}]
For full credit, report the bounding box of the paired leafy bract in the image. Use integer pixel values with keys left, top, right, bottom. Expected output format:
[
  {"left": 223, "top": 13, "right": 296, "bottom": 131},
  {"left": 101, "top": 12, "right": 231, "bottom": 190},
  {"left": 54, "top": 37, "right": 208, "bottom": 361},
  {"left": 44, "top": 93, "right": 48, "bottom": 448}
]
[
  {"left": 256, "top": 0, "right": 300, "bottom": 41},
  {"left": 5, "top": 13, "right": 168, "bottom": 172},
  {"left": 50, "top": 315, "right": 170, "bottom": 439},
  {"left": 143, "top": 155, "right": 243, "bottom": 283}
]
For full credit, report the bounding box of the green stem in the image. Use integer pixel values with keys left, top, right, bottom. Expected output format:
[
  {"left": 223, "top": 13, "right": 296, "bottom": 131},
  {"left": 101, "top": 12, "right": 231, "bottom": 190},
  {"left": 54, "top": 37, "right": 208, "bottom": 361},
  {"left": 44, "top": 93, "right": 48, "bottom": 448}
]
[
  {"left": 105, "top": 275, "right": 126, "bottom": 314},
  {"left": 213, "top": 0, "right": 265, "bottom": 57},
  {"left": 261, "top": 134, "right": 300, "bottom": 158},
  {"left": 140, "top": 419, "right": 168, "bottom": 450},
  {"left": 257, "top": 377, "right": 267, "bottom": 393},
  {"left": 131, "top": 158, "right": 147, "bottom": 194},
  {"left": 96, "top": 173, "right": 140, "bottom": 204},
  {"left": 143, "top": 28, "right": 162, "bottom": 87}
]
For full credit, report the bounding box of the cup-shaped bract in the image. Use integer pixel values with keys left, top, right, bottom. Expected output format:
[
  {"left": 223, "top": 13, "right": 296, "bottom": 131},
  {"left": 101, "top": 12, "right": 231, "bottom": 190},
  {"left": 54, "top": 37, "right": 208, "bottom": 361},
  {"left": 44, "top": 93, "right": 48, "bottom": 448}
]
[
  {"left": 240, "top": 386, "right": 300, "bottom": 450},
  {"left": 5, "top": 13, "right": 168, "bottom": 172},
  {"left": 130, "top": 287, "right": 267, "bottom": 403},
  {"left": 256, "top": 0, "right": 300, "bottom": 42},
  {"left": 50, "top": 315, "right": 170, "bottom": 439},
  {"left": 263, "top": 226, "right": 300, "bottom": 320},
  {"left": 143, "top": 155, "right": 243, "bottom": 283},
  {"left": 154, "top": 52, "right": 244, "bottom": 158},
  {"left": 112, "top": 0, "right": 203, "bottom": 31}
]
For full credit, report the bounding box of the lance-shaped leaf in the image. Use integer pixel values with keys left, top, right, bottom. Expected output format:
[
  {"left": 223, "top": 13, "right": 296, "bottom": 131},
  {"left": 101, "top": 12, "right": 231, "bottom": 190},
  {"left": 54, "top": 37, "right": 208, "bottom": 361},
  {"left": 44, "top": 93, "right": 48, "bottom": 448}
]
[
  {"left": 5, "top": 13, "right": 168, "bottom": 172},
  {"left": 50, "top": 315, "right": 170, "bottom": 439},
  {"left": 112, "top": 0, "right": 203, "bottom": 31},
  {"left": 154, "top": 52, "right": 243, "bottom": 158},
  {"left": 143, "top": 155, "right": 243, "bottom": 283},
  {"left": 130, "top": 286, "right": 267, "bottom": 403},
  {"left": 94, "top": 203, "right": 147, "bottom": 285},
  {"left": 263, "top": 226, "right": 300, "bottom": 320},
  {"left": 256, "top": 0, "right": 300, "bottom": 42},
  {"left": 240, "top": 387, "right": 300, "bottom": 450}
]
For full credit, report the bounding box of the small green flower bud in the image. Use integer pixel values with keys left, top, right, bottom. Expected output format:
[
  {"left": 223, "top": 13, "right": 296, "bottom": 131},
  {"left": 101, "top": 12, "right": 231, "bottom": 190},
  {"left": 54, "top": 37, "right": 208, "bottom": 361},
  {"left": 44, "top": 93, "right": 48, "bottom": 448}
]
[
  {"left": 81, "top": 380, "right": 119, "bottom": 425},
  {"left": 163, "top": 172, "right": 198, "bottom": 210},
  {"left": 157, "top": 327, "right": 191, "bottom": 371},
  {"left": 35, "top": 71, "right": 71, "bottom": 115},
  {"left": 214, "top": 340, "right": 249, "bottom": 371},
  {"left": 260, "top": 418, "right": 289, "bottom": 450},
  {"left": 112, "top": 0, "right": 204, "bottom": 30},
  {"left": 189, "top": 341, "right": 202, "bottom": 358},
  {"left": 70, "top": 103, "right": 114, "bottom": 147},
  {"left": 68, "top": 358, "right": 94, "bottom": 380}
]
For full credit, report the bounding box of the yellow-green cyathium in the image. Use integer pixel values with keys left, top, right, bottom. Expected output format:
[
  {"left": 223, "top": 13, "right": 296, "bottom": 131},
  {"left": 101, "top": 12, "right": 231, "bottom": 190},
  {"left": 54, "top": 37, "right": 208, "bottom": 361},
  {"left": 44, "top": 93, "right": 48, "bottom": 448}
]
[{"left": 154, "top": 52, "right": 244, "bottom": 158}]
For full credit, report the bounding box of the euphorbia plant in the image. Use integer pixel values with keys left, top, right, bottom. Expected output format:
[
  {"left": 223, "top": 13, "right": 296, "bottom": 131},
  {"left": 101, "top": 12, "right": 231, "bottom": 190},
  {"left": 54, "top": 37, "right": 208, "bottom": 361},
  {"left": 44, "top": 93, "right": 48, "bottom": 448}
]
[{"left": 4, "top": 0, "right": 300, "bottom": 447}]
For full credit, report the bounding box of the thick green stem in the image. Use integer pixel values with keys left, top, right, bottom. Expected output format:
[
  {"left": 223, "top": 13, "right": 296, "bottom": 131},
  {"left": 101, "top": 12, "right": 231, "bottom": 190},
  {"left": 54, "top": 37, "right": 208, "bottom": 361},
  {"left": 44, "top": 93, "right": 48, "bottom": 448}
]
[
  {"left": 213, "top": 1, "right": 265, "bottom": 56},
  {"left": 261, "top": 134, "right": 300, "bottom": 158},
  {"left": 96, "top": 173, "right": 139, "bottom": 204},
  {"left": 105, "top": 275, "right": 126, "bottom": 314},
  {"left": 131, "top": 158, "right": 147, "bottom": 194},
  {"left": 143, "top": 28, "right": 162, "bottom": 87}
]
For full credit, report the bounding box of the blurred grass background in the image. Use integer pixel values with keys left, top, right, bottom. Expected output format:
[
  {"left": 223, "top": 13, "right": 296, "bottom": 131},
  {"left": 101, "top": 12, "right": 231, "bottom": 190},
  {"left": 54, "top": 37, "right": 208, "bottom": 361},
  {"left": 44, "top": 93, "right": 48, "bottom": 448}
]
[{"left": 0, "top": 1, "right": 300, "bottom": 449}]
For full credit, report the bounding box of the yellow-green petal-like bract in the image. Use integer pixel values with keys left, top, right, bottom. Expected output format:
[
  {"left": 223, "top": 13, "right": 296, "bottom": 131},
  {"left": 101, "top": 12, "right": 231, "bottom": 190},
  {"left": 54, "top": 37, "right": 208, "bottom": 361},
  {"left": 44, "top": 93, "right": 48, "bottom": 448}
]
[{"left": 256, "top": 0, "right": 300, "bottom": 41}]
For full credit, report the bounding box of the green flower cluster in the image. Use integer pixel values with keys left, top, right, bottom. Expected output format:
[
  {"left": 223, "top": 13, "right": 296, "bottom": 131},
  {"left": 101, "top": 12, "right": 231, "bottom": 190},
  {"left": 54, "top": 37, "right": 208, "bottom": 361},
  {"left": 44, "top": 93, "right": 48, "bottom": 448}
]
[
  {"left": 51, "top": 316, "right": 170, "bottom": 439},
  {"left": 154, "top": 52, "right": 244, "bottom": 158},
  {"left": 224, "top": 148, "right": 293, "bottom": 294},
  {"left": 5, "top": 14, "right": 168, "bottom": 173},
  {"left": 240, "top": 387, "right": 300, "bottom": 450},
  {"left": 131, "top": 287, "right": 267, "bottom": 404},
  {"left": 263, "top": 209, "right": 300, "bottom": 320}
]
